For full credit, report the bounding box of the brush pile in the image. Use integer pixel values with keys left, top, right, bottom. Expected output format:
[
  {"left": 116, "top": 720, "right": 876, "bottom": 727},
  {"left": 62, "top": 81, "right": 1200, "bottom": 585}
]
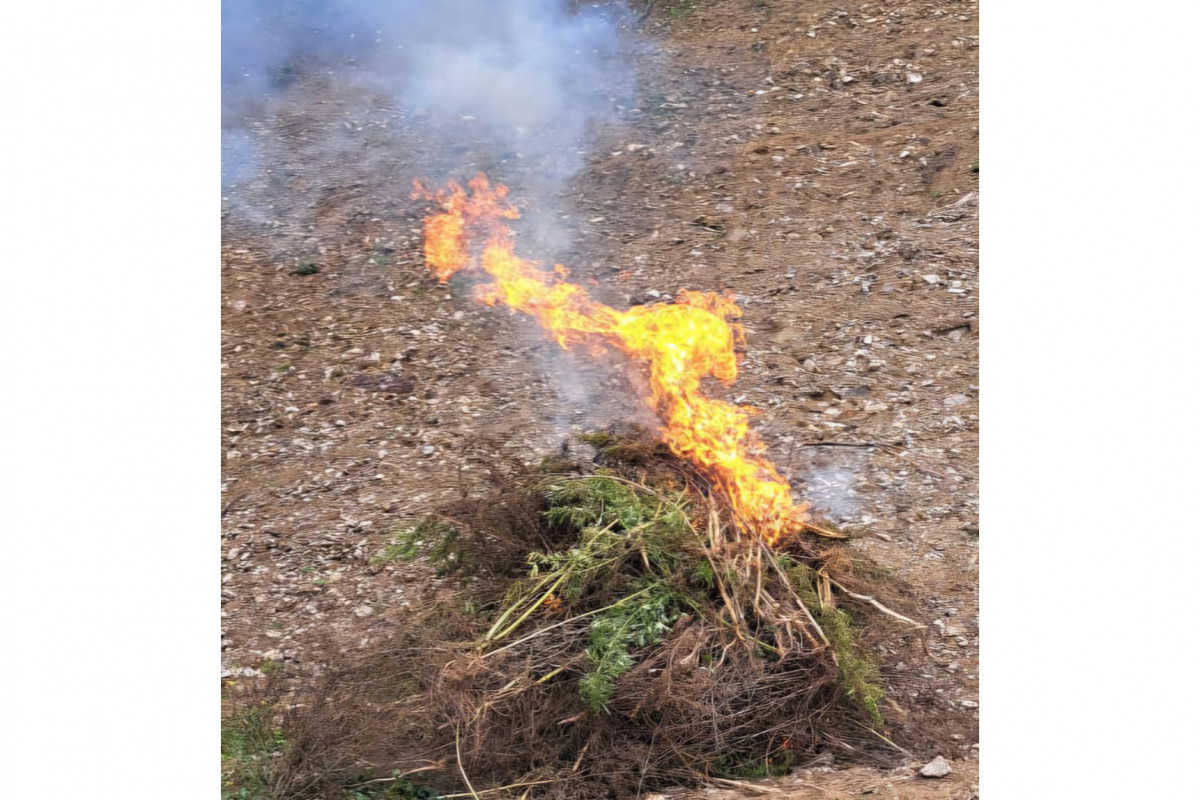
[{"left": 271, "top": 430, "right": 921, "bottom": 799}]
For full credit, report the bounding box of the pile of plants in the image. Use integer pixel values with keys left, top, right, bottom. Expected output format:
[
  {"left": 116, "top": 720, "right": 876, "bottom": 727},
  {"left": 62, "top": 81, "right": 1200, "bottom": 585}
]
[{"left": 234, "top": 430, "right": 923, "bottom": 800}]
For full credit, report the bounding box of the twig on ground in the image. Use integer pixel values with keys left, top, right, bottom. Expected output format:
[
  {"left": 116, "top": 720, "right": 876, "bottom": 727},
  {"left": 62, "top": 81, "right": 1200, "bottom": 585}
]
[
  {"left": 455, "top": 724, "right": 481, "bottom": 800},
  {"left": 345, "top": 765, "right": 441, "bottom": 788},
  {"left": 803, "top": 521, "right": 849, "bottom": 540},
  {"left": 706, "top": 777, "right": 783, "bottom": 794},
  {"left": 441, "top": 780, "right": 562, "bottom": 799},
  {"left": 826, "top": 576, "right": 925, "bottom": 628}
]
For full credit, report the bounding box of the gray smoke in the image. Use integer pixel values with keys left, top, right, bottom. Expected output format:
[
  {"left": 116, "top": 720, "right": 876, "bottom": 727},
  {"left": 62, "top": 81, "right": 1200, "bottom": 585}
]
[
  {"left": 222, "top": 0, "right": 636, "bottom": 217},
  {"left": 222, "top": 0, "right": 642, "bottom": 448}
]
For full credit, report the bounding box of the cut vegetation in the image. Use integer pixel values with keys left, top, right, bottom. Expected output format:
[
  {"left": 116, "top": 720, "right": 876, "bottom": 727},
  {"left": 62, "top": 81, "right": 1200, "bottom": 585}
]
[{"left": 226, "top": 430, "right": 924, "bottom": 799}]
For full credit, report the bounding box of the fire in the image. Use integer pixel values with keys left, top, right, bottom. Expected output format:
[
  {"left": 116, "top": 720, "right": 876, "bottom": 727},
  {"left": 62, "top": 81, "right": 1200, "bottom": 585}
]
[{"left": 411, "top": 174, "right": 810, "bottom": 546}]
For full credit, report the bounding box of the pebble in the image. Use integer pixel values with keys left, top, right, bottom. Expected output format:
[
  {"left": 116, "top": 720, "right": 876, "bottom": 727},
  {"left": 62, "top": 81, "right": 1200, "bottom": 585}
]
[
  {"left": 222, "top": 666, "right": 265, "bottom": 678},
  {"left": 919, "top": 756, "right": 952, "bottom": 778},
  {"left": 922, "top": 274, "right": 940, "bottom": 284}
]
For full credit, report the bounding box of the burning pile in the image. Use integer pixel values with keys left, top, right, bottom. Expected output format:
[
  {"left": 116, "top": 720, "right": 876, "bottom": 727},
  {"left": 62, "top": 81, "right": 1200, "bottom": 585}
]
[
  {"left": 411, "top": 174, "right": 815, "bottom": 548},
  {"left": 268, "top": 437, "right": 923, "bottom": 799},
  {"left": 250, "top": 178, "right": 924, "bottom": 800}
]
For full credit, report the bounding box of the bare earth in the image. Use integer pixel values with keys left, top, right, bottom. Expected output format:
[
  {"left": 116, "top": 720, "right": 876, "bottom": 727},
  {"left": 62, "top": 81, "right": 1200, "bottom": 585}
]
[{"left": 222, "top": 1, "right": 979, "bottom": 796}]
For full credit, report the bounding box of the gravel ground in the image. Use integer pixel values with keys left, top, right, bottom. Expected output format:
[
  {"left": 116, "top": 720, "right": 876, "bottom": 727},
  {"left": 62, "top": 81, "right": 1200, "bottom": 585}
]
[{"left": 222, "top": 1, "right": 978, "bottom": 795}]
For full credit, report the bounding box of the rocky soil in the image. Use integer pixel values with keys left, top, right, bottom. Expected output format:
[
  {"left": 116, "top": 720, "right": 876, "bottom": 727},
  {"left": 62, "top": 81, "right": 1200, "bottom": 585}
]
[{"left": 222, "top": 1, "right": 979, "bottom": 796}]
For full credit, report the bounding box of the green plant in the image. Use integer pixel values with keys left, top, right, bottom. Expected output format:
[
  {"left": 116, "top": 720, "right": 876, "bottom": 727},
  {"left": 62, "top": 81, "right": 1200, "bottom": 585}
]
[
  {"left": 714, "top": 748, "right": 794, "bottom": 780},
  {"left": 688, "top": 559, "right": 715, "bottom": 590},
  {"left": 579, "top": 581, "right": 682, "bottom": 712},
  {"left": 779, "top": 557, "right": 886, "bottom": 725},
  {"left": 293, "top": 261, "right": 319, "bottom": 276},
  {"left": 372, "top": 518, "right": 462, "bottom": 575},
  {"left": 969, "top": 160, "right": 979, "bottom": 174},
  {"left": 221, "top": 707, "right": 286, "bottom": 800},
  {"left": 479, "top": 475, "right": 700, "bottom": 710},
  {"left": 344, "top": 770, "right": 444, "bottom": 799}
]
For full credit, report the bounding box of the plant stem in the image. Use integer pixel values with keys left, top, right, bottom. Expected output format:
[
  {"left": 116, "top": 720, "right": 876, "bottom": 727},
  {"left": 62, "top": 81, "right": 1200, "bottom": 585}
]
[
  {"left": 483, "top": 572, "right": 555, "bottom": 641},
  {"left": 488, "top": 572, "right": 568, "bottom": 643},
  {"left": 482, "top": 586, "right": 655, "bottom": 659}
]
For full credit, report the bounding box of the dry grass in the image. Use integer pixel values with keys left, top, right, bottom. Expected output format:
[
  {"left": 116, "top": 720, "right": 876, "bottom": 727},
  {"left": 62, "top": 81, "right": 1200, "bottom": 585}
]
[{"left": 230, "top": 430, "right": 925, "bottom": 800}]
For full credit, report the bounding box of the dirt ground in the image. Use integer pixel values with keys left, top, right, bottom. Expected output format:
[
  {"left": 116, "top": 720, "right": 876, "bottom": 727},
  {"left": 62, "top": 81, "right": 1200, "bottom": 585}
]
[{"left": 222, "top": 1, "right": 979, "bottom": 796}]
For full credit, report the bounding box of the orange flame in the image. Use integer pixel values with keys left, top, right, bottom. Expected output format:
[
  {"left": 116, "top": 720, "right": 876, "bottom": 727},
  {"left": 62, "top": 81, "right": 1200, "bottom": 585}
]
[{"left": 411, "top": 174, "right": 810, "bottom": 546}]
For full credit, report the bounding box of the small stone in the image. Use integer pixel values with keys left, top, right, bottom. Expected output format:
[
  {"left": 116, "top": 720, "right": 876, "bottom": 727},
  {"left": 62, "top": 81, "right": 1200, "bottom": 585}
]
[
  {"left": 224, "top": 666, "right": 265, "bottom": 678},
  {"left": 943, "top": 394, "right": 969, "bottom": 408},
  {"left": 919, "top": 756, "right": 952, "bottom": 778},
  {"left": 422, "top": 445, "right": 436, "bottom": 455},
  {"left": 922, "top": 274, "right": 940, "bottom": 284},
  {"left": 354, "top": 605, "right": 374, "bottom": 618},
  {"left": 907, "top": 73, "right": 923, "bottom": 83},
  {"left": 960, "top": 699, "right": 978, "bottom": 709}
]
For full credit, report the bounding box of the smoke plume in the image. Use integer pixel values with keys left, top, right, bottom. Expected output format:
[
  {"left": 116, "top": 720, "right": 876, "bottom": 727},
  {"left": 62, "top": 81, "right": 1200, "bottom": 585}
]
[{"left": 222, "top": 0, "right": 635, "bottom": 215}]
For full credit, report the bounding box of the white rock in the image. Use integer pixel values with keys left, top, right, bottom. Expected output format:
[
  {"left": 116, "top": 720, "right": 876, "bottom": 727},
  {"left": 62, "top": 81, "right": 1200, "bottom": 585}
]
[
  {"left": 907, "top": 73, "right": 923, "bottom": 83},
  {"left": 923, "top": 274, "right": 940, "bottom": 284},
  {"left": 919, "top": 756, "right": 952, "bottom": 778},
  {"left": 223, "top": 666, "right": 265, "bottom": 678}
]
